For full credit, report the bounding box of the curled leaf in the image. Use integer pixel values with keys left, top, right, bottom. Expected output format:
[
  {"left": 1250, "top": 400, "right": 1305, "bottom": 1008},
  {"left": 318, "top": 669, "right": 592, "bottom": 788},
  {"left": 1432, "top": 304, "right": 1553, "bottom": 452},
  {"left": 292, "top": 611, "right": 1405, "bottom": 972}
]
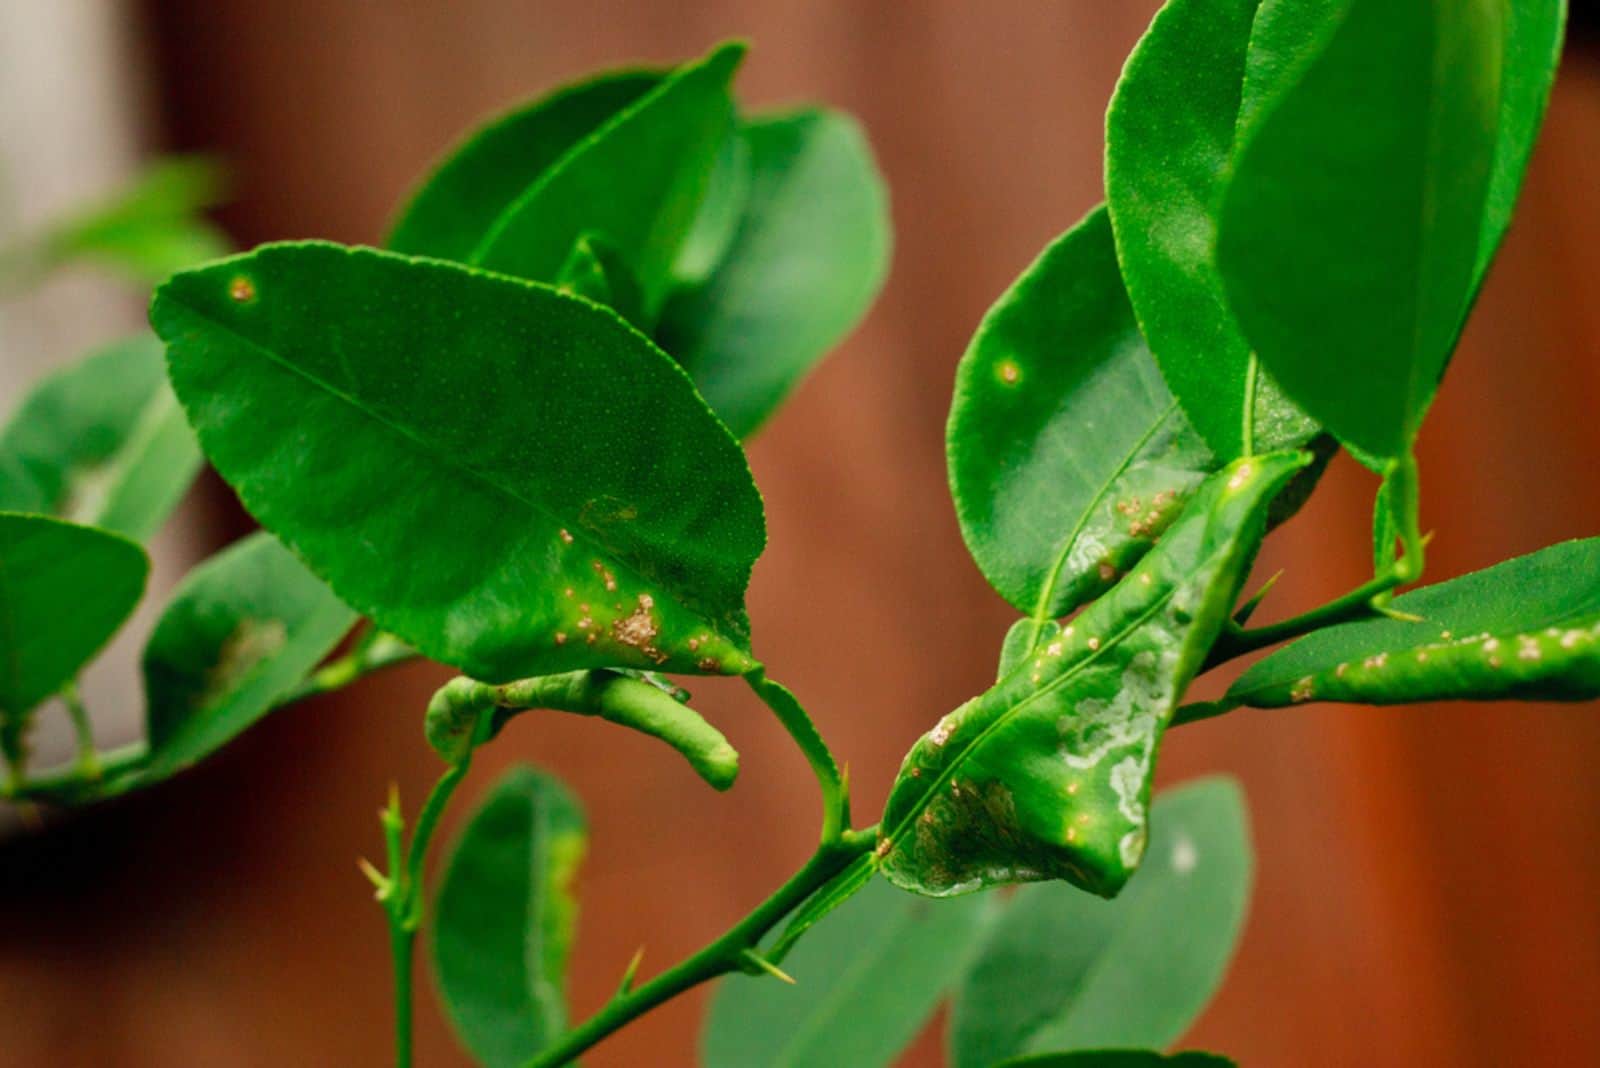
[
  {"left": 1223, "top": 538, "right": 1600, "bottom": 712},
  {"left": 425, "top": 670, "right": 738, "bottom": 789},
  {"left": 879, "top": 453, "right": 1305, "bottom": 898}
]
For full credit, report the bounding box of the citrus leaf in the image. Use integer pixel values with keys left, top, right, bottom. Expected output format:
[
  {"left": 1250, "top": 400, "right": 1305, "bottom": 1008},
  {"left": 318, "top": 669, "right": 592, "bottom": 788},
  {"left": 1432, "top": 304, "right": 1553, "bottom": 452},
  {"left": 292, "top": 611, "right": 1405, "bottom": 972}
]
[
  {"left": 0, "top": 335, "right": 202, "bottom": 540},
  {"left": 701, "top": 876, "right": 995, "bottom": 1068},
  {"left": 0, "top": 513, "right": 147, "bottom": 717},
  {"left": 948, "top": 205, "right": 1212, "bottom": 624},
  {"left": 1473, "top": 0, "right": 1566, "bottom": 292},
  {"left": 657, "top": 107, "right": 890, "bottom": 438},
  {"left": 879, "top": 453, "right": 1304, "bottom": 898},
  {"left": 555, "top": 232, "right": 648, "bottom": 330},
  {"left": 1217, "top": 0, "right": 1506, "bottom": 460},
  {"left": 152, "top": 241, "right": 764, "bottom": 683},
  {"left": 992, "top": 1050, "right": 1236, "bottom": 1068},
  {"left": 1225, "top": 538, "right": 1600, "bottom": 710},
  {"left": 950, "top": 780, "right": 1251, "bottom": 1067},
  {"left": 128, "top": 532, "right": 356, "bottom": 790},
  {"left": 432, "top": 765, "right": 586, "bottom": 1068},
  {"left": 1105, "top": 0, "right": 1317, "bottom": 461},
  {"left": 471, "top": 42, "right": 743, "bottom": 315},
  {"left": 423, "top": 670, "right": 738, "bottom": 790},
  {"left": 6, "top": 157, "right": 228, "bottom": 287},
  {"left": 387, "top": 69, "right": 662, "bottom": 261}
]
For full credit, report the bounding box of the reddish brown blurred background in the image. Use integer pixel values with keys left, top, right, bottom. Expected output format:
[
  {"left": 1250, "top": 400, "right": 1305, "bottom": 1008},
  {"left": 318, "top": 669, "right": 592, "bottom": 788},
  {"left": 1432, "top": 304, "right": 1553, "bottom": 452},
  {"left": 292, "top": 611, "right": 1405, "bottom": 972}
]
[{"left": 2, "top": 3, "right": 1599, "bottom": 1065}]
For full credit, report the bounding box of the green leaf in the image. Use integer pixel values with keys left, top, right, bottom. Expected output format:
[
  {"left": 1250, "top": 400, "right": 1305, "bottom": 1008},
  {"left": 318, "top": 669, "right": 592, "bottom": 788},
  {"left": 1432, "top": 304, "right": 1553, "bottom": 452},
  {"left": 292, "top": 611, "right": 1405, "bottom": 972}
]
[
  {"left": 657, "top": 108, "right": 890, "bottom": 438},
  {"left": 1473, "top": 0, "right": 1566, "bottom": 292},
  {"left": 1225, "top": 538, "right": 1600, "bottom": 710},
  {"left": 1105, "top": 0, "right": 1317, "bottom": 461},
  {"left": 423, "top": 670, "right": 738, "bottom": 790},
  {"left": 130, "top": 532, "right": 356, "bottom": 790},
  {"left": 671, "top": 126, "right": 752, "bottom": 288},
  {"left": 0, "top": 335, "right": 202, "bottom": 540},
  {"left": 470, "top": 42, "right": 743, "bottom": 315},
  {"left": 949, "top": 779, "right": 1252, "bottom": 1067},
  {"left": 879, "top": 453, "right": 1303, "bottom": 898},
  {"left": 1216, "top": 0, "right": 1506, "bottom": 460},
  {"left": 432, "top": 765, "right": 586, "bottom": 1068},
  {"left": 0, "top": 513, "right": 147, "bottom": 717},
  {"left": 701, "top": 876, "right": 995, "bottom": 1068},
  {"left": 3, "top": 157, "right": 228, "bottom": 288},
  {"left": 992, "top": 1052, "right": 1236, "bottom": 1068},
  {"left": 948, "top": 206, "right": 1213, "bottom": 624},
  {"left": 152, "top": 242, "right": 764, "bottom": 683},
  {"left": 387, "top": 69, "right": 662, "bottom": 261},
  {"left": 555, "top": 232, "right": 648, "bottom": 330}
]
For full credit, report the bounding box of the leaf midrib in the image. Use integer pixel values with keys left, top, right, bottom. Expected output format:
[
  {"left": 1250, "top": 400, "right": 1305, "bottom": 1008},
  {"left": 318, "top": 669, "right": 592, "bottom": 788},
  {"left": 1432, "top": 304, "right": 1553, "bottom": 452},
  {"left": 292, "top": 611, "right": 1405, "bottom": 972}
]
[{"left": 885, "top": 581, "right": 1182, "bottom": 853}]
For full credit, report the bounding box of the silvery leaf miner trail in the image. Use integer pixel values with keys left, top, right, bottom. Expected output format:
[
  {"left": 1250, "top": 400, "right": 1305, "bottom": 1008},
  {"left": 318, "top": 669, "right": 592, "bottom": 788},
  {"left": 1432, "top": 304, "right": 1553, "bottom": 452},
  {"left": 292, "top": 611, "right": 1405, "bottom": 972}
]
[{"left": 878, "top": 452, "right": 1307, "bottom": 899}]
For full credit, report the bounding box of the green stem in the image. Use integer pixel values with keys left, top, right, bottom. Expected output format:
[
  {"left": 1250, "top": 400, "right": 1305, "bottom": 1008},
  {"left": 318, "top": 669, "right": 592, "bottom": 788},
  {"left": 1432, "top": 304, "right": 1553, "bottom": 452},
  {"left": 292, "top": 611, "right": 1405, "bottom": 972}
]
[
  {"left": 744, "top": 670, "right": 848, "bottom": 842},
  {"left": 283, "top": 631, "right": 416, "bottom": 705},
  {"left": 61, "top": 684, "right": 100, "bottom": 780},
  {"left": 525, "top": 834, "right": 876, "bottom": 1068},
  {"left": 1203, "top": 569, "right": 1403, "bottom": 670},
  {"left": 379, "top": 712, "right": 488, "bottom": 1068}
]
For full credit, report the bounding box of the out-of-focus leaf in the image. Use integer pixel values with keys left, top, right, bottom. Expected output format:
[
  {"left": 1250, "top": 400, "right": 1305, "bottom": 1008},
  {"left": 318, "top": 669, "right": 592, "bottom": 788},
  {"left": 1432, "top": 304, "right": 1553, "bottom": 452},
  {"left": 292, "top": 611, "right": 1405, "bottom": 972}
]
[
  {"left": 0, "top": 335, "right": 201, "bottom": 539},
  {"left": 432, "top": 765, "right": 586, "bottom": 1068},
  {"left": 992, "top": 1052, "right": 1235, "bottom": 1068},
  {"left": 949, "top": 780, "right": 1251, "bottom": 1066},
  {"left": 128, "top": 532, "right": 355, "bottom": 790},
  {"left": 0, "top": 512, "right": 147, "bottom": 717},
  {"left": 387, "top": 70, "right": 661, "bottom": 261},
  {"left": 2, "top": 157, "right": 228, "bottom": 288},
  {"left": 657, "top": 108, "right": 889, "bottom": 437},
  {"left": 879, "top": 454, "right": 1302, "bottom": 898},
  {"left": 470, "top": 42, "right": 743, "bottom": 315},
  {"left": 702, "top": 876, "right": 995, "bottom": 1068}
]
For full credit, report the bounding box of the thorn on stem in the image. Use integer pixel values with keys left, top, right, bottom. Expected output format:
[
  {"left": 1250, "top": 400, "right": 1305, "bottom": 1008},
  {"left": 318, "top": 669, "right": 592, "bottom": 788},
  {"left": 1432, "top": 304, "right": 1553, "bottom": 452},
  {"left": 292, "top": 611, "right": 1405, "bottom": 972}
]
[
  {"left": 740, "top": 948, "right": 796, "bottom": 985},
  {"left": 618, "top": 945, "right": 646, "bottom": 994},
  {"left": 358, "top": 856, "right": 392, "bottom": 900}
]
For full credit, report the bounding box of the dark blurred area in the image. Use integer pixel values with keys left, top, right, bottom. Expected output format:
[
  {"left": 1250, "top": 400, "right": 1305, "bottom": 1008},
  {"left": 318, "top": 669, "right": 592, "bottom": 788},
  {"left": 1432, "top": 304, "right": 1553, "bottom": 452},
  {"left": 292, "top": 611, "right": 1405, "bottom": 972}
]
[{"left": 2, "top": 3, "right": 1599, "bottom": 1065}]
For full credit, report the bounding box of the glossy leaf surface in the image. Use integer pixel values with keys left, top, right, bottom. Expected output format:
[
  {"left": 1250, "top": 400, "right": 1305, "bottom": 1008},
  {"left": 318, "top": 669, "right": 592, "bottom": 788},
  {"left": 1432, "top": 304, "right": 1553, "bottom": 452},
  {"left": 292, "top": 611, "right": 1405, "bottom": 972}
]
[
  {"left": 701, "top": 877, "right": 994, "bottom": 1068},
  {"left": 0, "top": 335, "right": 201, "bottom": 540},
  {"left": 658, "top": 108, "right": 890, "bottom": 438},
  {"left": 948, "top": 206, "right": 1212, "bottom": 622},
  {"left": 994, "top": 1053, "right": 1235, "bottom": 1068},
  {"left": 1226, "top": 538, "right": 1600, "bottom": 709},
  {"left": 471, "top": 43, "right": 742, "bottom": 313},
  {"left": 1473, "top": 0, "right": 1566, "bottom": 291},
  {"left": 432, "top": 765, "right": 586, "bottom": 1067},
  {"left": 1217, "top": 0, "right": 1505, "bottom": 460},
  {"left": 1105, "top": 0, "right": 1316, "bottom": 460},
  {"left": 153, "top": 242, "right": 763, "bottom": 683},
  {"left": 880, "top": 453, "right": 1302, "bottom": 898},
  {"left": 0, "top": 513, "right": 147, "bottom": 716},
  {"left": 134, "top": 532, "right": 356, "bottom": 788},
  {"left": 950, "top": 780, "right": 1251, "bottom": 1066},
  {"left": 387, "top": 70, "right": 661, "bottom": 260}
]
